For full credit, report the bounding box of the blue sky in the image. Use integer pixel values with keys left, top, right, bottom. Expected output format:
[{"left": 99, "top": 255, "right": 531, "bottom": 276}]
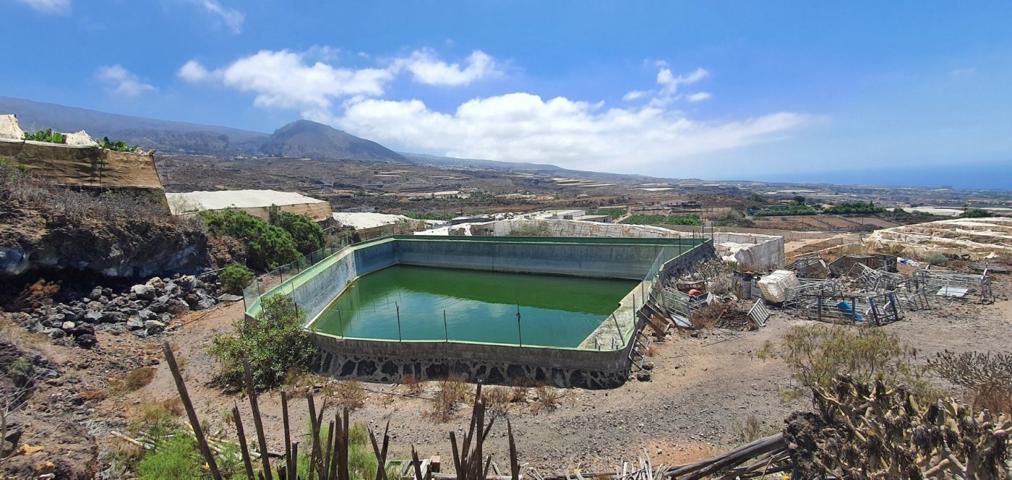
[{"left": 2, "top": 1, "right": 1011, "bottom": 188}]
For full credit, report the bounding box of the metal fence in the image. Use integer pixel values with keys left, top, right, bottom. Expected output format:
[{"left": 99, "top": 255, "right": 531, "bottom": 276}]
[{"left": 241, "top": 235, "right": 712, "bottom": 352}]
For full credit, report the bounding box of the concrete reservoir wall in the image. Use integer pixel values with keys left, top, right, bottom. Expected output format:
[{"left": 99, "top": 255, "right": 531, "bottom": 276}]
[{"left": 246, "top": 235, "right": 712, "bottom": 388}]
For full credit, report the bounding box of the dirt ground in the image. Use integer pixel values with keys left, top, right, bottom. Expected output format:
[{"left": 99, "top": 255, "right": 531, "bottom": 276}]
[{"left": 3, "top": 276, "right": 1010, "bottom": 477}]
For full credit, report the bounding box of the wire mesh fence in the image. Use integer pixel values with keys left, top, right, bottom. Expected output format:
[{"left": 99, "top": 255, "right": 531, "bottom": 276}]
[{"left": 242, "top": 235, "right": 713, "bottom": 352}]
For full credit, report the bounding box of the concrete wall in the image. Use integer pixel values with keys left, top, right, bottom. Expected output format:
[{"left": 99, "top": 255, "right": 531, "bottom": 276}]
[
  {"left": 467, "top": 218, "right": 784, "bottom": 272},
  {"left": 395, "top": 237, "right": 676, "bottom": 280},
  {"left": 313, "top": 334, "right": 633, "bottom": 389},
  {"left": 248, "top": 236, "right": 712, "bottom": 389}
]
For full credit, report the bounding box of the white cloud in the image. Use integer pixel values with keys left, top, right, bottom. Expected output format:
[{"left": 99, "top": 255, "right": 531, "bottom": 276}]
[
  {"left": 657, "top": 67, "right": 708, "bottom": 95},
  {"left": 177, "top": 60, "right": 210, "bottom": 82},
  {"left": 190, "top": 0, "right": 244, "bottom": 34},
  {"left": 95, "top": 65, "right": 156, "bottom": 97},
  {"left": 686, "top": 92, "right": 712, "bottom": 103},
  {"left": 392, "top": 49, "right": 500, "bottom": 86},
  {"left": 335, "top": 93, "right": 808, "bottom": 172},
  {"left": 622, "top": 90, "right": 648, "bottom": 101},
  {"left": 180, "top": 48, "right": 501, "bottom": 117},
  {"left": 184, "top": 50, "right": 809, "bottom": 174},
  {"left": 193, "top": 50, "right": 393, "bottom": 116},
  {"left": 15, "top": 0, "right": 69, "bottom": 13}
]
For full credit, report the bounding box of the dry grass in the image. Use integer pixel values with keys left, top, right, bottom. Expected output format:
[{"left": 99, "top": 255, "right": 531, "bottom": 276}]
[
  {"left": 110, "top": 366, "right": 157, "bottom": 394},
  {"left": 733, "top": 415, "right": 777, "bottom": 443},
  {"left": 329, "top": 380, "right": 367, "bottom": 412},
  {"left": 427, "top": 375, "right": 470, "bottom": 422},
  {"left": 483, "top": 386, "right": 511, "bottom": 419},
  {"left": 532, "top": 385, "right": 562, "bottom": 414},
  {"left": 401, "top": 374, "right": 424, "bottom": 396}
]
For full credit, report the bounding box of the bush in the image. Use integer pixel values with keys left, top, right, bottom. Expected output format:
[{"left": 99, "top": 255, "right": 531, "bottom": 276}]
[
  {"left": 961, "top": 208, "right": 991, "bottom": 218},
  {"left": 590, "top": 207, "right": 626, "bottom": 219},
  {"left": 427, "top": 375, "right": 470, "bottom": 422},
  {"left": 220, "top": 263, "right": 254, "bottom": 295},
  {"left": 824, "top": 201, "right": 885, "bottom": 215},
  {"left": 199, "top": 209, "right": 301, "bottom": 271},
  {"left": 111, "top": 366, "right": 157, "bottom": 394},
  {"left": 757, "top": 324, "right": 934, "bottom": 399},
  {"left": 209, "top": 294, "right": 316, "bottom": 391},
  {"left": 22, "top": 128, "right": 65, "bottom": 144},
  {"left": 274, "top": 211, "right": 325, "bottom": 254},
  {"left": 925, "top": 253, "right": 948, "bottom": 266},
  {"left": 298, "top": 422, "right": 387, "bottom": 480},
  {"left": 620, "top": 214, "right": 701, "bottom": 226},
  {"left": 99, "top": 136, "right": 139, "bottom": 152},
  {"left": 928, "top": 350, "right": 1012, "bottom": 413}
]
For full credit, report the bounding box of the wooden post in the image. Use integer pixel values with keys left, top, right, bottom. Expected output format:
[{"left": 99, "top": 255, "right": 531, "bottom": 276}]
[
  {"left": 162, "top": 342, "right": 223, "bottom": 480},
  {"left": 281, "top": 391, "right": 294, "bottom": 479},
  {"left": 243, "top": 361, "right": 274, "bottom": 480},
  {"left": 443, "top": 310, "right": 449, "bottom": 343},
  {"left": 232, "top": 404, "right": 256, "bottom": 480}
]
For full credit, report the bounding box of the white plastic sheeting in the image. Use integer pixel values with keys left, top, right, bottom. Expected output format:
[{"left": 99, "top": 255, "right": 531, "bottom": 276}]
[{"left": 758, "top": 270, "right": 800, "bottom": 304}]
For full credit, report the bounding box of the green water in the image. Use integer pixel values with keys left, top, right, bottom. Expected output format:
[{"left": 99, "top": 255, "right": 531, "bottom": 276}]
[{"left": 312, "top": 265, "right": 637, "bottom": 348}]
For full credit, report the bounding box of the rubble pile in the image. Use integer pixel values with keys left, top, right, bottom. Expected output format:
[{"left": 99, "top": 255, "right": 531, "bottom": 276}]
[
  {"left": 763, "top": 253, "right": 997, "bottom": 326},
  {"left": 11, "top": 274, "right": 222, "bottom": 348}
]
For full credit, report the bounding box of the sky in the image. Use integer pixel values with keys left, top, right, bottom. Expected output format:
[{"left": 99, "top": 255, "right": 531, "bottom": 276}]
[{"left": 2, "top": 1, "right": 1011, "bottom": 188}]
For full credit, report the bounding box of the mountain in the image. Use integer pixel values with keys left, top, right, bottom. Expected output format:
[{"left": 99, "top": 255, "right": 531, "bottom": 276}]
[
  {"left": 0, "top": 96, "right": 268, "bottom": 155},
  {"left": 2, "top": 96, "right": 588, "bottom": 169},
  {"left": 262, "top": 120, "right": 404, "bottom": 162},
  {"left": 399, "top": 152, "right": 565, "bottom": 173}
]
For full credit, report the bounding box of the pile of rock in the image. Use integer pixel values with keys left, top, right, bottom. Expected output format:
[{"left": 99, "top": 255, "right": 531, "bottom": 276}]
[{"left": 21, "top": 274, "right": 220, "bottom": 348}]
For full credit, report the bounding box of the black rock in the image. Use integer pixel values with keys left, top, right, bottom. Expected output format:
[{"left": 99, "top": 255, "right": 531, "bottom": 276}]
[
  {"left": 75, "top": 334, "right": 97, "bottom": 349},
  {"left": 100, "top": 311, "right": 127, "bottom": 323}
]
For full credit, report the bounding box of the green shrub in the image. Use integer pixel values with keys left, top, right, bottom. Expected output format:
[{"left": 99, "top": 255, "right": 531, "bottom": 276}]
[
  {"left": 275, "top": 211, "right": 325, "bottom": 254},
  {"left": 210, "top": 294, "right": 316, "bottom": 391},
  {"left": 298, "top": 422, "right": 384, "bottom": 480},
  {"left": 136, "top": 435, "right": 205, "bottom": 480},
  {"left": 824, "top": 201, "right": 885, "bottom": 215},
  {"left": 620, "top": 214, "right": 701, "bottom": 226},
  {"left": 220, "top": 263, "right": 254, "bottom": 295},
  {"left": 590, "top": 207, "right": 626, "bottom": 219},
  {"left": 99, "top": 136, "right": 139, "bottom": 152},
  {"left": 925, "top": 253, "right": 948, "bottom": 266},
  {"left": 757, "top": 324, "right": 935, "bottom": 400},
  {"left": 23, "top": 128, "right": 65, "bottom": 144},
  {"left": 199, "top": 209, "right": 301, "bottom": 271},
  {"left": 961, "top": 208, "right": 991, "bottom": 218}
]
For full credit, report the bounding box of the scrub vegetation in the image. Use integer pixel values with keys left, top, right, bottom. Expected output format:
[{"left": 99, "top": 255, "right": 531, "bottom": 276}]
[
  {"left": 22, "top": 128, "right": 65, "bottom": 144},
  {"left": 620, "top": 214, "right": 701, "bottom": 226},
  {"left": 198, "top": 208, "right": 324, "bottom": 272},
  {"left": 209, "top": 294, "right": 316, "bottom": 391},
  {"left": 219, "top": 263, "right": 255, "bottom": 295},
  {"left": 757, "top": 324, "right": 935, "bottom": 400}
]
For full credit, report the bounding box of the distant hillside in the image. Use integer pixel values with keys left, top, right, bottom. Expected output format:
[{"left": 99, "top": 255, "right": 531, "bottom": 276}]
[
  {"left": 262, "top": 120, "right": 404, "bottom": 162},
  {"left": 399, "top": 152, "right": 564, "bottom": 173},
  {"left": 0, "top": 96, "right": 267, "bottom": 155}
]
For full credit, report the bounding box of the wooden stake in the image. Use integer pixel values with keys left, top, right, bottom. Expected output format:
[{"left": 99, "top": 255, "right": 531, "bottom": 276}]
[
  {"left": 243, "top": 361, "right": 274, "bottom": 480},
  {"left": 232, "top": 404, "right": 257, "bottom": 480},
  {"left": 162, "top": 342, "right": 223, "bottom": 480}
]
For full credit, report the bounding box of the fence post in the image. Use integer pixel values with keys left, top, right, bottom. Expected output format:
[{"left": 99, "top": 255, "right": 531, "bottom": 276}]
[
  {"left": 396, "top": 302, "right": 402, "bottom": 342},
  {"left": 443, "top": 309, "right": 449, "bottom": 343},
  {"left": 515, "top": 303, "right": 523, "bottom": 347}
]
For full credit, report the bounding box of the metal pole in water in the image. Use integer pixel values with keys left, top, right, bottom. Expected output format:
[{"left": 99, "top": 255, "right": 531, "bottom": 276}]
[
  {"left": 337, "top": 307, "right": 343, "bottom": 336},
  {"left": 443, "top": 309, "right": 448, "bottom": 343},
  {"left": 516, "top": 303, "right": 522, "bottom": 347},
  {"left": 396, "top": 302, "right": 402, "bottom": 342}
]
